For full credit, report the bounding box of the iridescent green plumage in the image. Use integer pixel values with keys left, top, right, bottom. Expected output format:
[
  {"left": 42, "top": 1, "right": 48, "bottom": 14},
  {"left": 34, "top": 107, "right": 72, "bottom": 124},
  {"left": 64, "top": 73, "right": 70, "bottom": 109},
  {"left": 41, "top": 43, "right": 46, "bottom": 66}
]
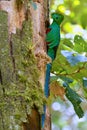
[
  {"left": 46, "top": 13, "right": 64, "bottom": 60},
  {"left": 41, "top": 13, "right": 64, "bottom": 128}
]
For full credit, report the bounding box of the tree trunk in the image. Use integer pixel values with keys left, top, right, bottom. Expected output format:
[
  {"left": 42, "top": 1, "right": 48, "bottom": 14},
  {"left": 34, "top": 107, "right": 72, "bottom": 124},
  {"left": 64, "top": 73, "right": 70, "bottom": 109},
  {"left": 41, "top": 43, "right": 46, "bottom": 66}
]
[
  {"left": 30, "top": 1, "right": 51, "bottom": 130},
  {"left": 0, "top": 0, "right": 51, "bottom": 130}
]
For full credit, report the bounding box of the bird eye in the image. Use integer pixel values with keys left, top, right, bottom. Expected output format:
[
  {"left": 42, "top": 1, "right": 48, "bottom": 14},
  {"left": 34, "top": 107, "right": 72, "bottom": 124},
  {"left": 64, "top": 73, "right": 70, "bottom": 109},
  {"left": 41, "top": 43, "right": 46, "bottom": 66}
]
[{"left": 56, "top": 17, "right": 58, "bottom": 19}]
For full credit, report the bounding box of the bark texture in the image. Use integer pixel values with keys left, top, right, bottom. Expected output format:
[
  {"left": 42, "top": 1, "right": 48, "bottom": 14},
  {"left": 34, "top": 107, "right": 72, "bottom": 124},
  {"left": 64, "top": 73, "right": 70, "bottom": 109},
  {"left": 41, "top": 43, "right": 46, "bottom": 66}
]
[
  {"left": 0, "top": 0, "right": 25, "bottom": 34},
  {"left": 0, "top": 0, "right": 51, "bottom": 130},
  {"left": 30, "top": 0, "right": 51, "bottom": 90},
  {"left": 30, "top": 1, "right": 51, "bottom": 130}
]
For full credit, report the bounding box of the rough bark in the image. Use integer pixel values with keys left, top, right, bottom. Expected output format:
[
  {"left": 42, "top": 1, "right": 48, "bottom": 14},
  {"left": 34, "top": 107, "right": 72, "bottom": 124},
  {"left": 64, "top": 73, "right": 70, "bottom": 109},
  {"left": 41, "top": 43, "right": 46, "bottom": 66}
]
[
  {"left": 0, "top": 0, "right": 25, "bottom": 34},
  {"left": 30, "top": 0, "right": 51, "bottom": 89},
  {"left": 0, "top": 0, "right": 51, "bottom": 130},
  {"left": 30, "top": 1, "right": 51, "bottom": 130},
  {"left": 0, "top": 0, "right": 25, "bottom": 73},
  {"left": 45, "top": 106, "right": 51, "bottom": 130},
  {"left": 22, "top": 107, "right": 41, "bottom": 130}
]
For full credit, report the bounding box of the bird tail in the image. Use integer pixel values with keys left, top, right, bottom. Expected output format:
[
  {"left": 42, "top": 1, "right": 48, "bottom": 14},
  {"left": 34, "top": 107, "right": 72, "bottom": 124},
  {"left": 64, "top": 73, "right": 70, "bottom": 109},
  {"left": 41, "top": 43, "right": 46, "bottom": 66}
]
[{"left": 41, "top": 63, "right": 52, "bottom": 128}]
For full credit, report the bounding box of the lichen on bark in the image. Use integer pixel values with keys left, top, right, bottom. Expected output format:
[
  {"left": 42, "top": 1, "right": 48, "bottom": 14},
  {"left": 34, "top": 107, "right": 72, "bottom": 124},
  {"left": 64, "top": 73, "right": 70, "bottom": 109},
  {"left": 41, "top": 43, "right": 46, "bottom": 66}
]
[{"left": 0, "top": 10, "right": 45, "bottom": 130}]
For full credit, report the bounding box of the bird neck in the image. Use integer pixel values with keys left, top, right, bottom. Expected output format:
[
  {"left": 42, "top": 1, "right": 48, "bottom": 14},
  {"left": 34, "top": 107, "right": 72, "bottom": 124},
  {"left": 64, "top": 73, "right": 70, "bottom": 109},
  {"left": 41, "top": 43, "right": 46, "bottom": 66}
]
[{"left": 52, "top": 21, "right": 60, "bottom": 27}]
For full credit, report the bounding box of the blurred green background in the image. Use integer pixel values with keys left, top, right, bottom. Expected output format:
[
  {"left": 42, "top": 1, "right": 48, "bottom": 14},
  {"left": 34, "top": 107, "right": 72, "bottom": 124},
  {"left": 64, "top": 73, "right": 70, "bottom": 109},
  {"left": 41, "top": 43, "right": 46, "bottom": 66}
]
[{"left": 50, "top": 0, "right": 87, "bottom": 130}]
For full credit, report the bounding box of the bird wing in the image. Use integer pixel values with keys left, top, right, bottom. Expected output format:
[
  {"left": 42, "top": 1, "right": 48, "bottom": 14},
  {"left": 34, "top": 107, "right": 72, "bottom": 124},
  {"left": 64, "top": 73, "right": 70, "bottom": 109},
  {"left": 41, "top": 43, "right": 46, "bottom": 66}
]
[{"left": 46, "top": 24, "right": 60, "bottom": 48}]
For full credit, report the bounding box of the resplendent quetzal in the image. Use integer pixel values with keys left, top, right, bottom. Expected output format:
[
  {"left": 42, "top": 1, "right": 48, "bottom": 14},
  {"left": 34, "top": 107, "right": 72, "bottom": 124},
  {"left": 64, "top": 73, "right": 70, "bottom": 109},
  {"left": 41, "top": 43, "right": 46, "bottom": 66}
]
[{"left": 41, "top": 12, "right": 64, "bottom": 128}]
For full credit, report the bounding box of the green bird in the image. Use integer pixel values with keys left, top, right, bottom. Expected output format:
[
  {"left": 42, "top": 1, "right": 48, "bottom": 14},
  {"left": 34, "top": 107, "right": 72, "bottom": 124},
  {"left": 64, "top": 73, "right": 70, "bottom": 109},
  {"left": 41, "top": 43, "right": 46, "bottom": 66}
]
[
  {"left": 46, "top": 12, "right": 64, "bottom": 60},
  {"left": 41, "top": 12, "right": 64, "bottom": 128}
]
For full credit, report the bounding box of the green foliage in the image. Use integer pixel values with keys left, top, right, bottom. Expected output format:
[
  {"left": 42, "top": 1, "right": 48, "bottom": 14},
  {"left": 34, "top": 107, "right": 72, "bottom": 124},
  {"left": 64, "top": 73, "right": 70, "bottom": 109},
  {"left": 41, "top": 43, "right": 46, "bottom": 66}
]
[
  {"left": 50, "top": 74, "right": 84, "bottom": 118},
  {"left": 83, "top": 77, "right": 87, "bottom": 93},
  {"left": 50, "top": 0, "right": 87, "bottom": 122},
  {"left": 63, "top": 83, "right": 84, "bottom": 118},
  {"left": 74, "top": 35, "right": 87, "bottom": 52},
  {"left": 52, "top": 34, "right": 87, "bottom": 81},
  {"left": 51, "top": 34, "right": 87, "bottom": 118}
]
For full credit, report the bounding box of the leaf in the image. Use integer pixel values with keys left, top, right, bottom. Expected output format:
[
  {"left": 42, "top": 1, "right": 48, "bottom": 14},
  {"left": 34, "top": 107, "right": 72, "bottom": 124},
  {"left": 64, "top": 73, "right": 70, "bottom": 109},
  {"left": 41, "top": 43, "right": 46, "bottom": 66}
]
[
  {"left": 50, "top": 81, "right": 65, "bottom": 100},
  {"left": 74, "top": 104, "right": 84, "bottom": 118},
  {"left": 50, "top": 75, "right": 58, "bottom": 82},
  {"left": 83, "top": 77, "right": 87, "bottom": 92},
  {"left": 62, "top": 38, "right": 74, "bottom": 48},
  {"left": 74, "top": 35, "right": 87, "bottom": 52},
  {"left": 63, "top": 83, "right": 84, "bottom": 118},
  {"left": 61, "top": 50, "right": 87, "bottom": 66},
  {"left": 59, "top": 76, "right": 73, "bottom": 84},
  {"left": 74, "top": 35, "right": 86, "bottom": 45},
  {"left": 50, "top": 75, "right": 73, "bottom": 84}
]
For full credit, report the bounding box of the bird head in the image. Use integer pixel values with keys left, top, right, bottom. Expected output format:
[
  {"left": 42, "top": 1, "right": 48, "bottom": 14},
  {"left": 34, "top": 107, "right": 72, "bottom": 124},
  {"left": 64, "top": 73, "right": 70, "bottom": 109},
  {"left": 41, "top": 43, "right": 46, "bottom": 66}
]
[{"left": 51, "top": 13, "right": 64, "bottom": 25}]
